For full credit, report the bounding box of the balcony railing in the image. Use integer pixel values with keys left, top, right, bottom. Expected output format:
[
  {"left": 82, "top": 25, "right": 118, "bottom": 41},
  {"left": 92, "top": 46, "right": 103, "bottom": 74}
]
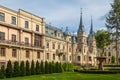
[
  {"left": 56, "top": 49, "right": 65, "bottom": 56},
  {"left": 0, "top": 40, "right": 43, "bottom": 49}
]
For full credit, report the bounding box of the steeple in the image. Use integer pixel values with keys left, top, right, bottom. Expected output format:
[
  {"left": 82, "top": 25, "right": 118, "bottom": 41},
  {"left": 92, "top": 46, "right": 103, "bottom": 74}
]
[
  {"left": 78, "top": 8, "right": 85, "bottom": 34},
  {"left": 89, "top": 16, "right": 94, "bottom": 35}
]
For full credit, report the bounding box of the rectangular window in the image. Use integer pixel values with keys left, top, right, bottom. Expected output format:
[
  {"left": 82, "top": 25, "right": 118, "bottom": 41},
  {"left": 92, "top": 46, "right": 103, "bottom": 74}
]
[
  {"left": 12, "top": 49, "right": 17, "bottom": 57},
  {"left": 47, "top": 53, "right": 49, "bottom": 59},
  {"left": 46, "top": 42, "right": 49, "bottom": 48},
  {"left": 77, "top": 56, "right": 80, "bottom": 61},
  {"left": 89, "top": 57, "right": 92, "bottom": 61},
  {"left": 52, "top": 43, "right": 55, "bottom": 49},
  {"left": 58, "top": 44, "right": 60, "bottom": 49},
  {"left": 26, "top": 50, "right": 30, "bottom": 58},
  {"left": 25, "top": 37, "right": 29, "bottom": 44},
  {"left": 34, "top": 35, "right": 40, "bottom": 47},
  {"left": 11, "top": 16, "right": 16, "bottom": 25},
  {"left": 53, "top": 54, "right": 55, "bottom": 60},
  {"left": 0, "top": 32, "right": 5, "bottom": 40},
  {"left": 36, "top": 25, "right": 39, "bottom": 31},
  {"left": 63, "top": 55, "right": 66, "bottom": 61},
  {"left": 0, "top": 48, "right": 5, "bottom": 57},
  {"left": 0, "top": 12, "right": 5, "bottom": 21},
  {"left": 37, "top": 52, "right": 40, "bottom": 59},
  {"left": 12, "top": 34, "right": 16, "bottom": 42},
  {"left": 25, "top": 21, "right": 29, "bottom": 28}
]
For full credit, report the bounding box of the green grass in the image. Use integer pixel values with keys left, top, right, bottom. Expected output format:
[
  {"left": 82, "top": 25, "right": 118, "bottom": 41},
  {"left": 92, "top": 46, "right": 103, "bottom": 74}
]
[{"left": 2, "top": 72, "right": 120, "bottom": 80}]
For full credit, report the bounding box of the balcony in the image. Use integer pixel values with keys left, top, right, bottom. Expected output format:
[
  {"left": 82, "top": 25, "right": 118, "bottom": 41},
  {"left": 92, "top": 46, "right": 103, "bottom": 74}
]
[
  {"left": 56, "top": 49, "right": 65, "bottom": 56},
  {"left": 0, "top": 40, "right": 44, "bottom": 49}
]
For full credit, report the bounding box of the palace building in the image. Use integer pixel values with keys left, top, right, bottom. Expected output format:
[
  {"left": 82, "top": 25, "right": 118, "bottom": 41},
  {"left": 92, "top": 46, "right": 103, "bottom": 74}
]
[{"left": 0, "top": 5, "right": 97, "bottom": 67}]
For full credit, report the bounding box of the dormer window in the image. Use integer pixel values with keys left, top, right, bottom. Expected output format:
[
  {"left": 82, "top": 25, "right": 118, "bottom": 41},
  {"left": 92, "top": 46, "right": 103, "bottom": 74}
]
[{"left": 58, "top": 33, "right": 60, "bottom": 37}]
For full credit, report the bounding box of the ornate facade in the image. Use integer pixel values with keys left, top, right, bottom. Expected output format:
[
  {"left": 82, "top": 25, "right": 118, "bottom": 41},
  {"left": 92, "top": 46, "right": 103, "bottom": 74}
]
[{"left": 0, "top": 5, "right": 97, "bottom": 67}]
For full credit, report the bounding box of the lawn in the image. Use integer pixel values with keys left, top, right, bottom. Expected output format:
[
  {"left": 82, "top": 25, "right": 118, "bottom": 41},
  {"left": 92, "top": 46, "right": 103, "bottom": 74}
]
[{"left": 2, "top": 72, "right": 120, "bottom": 80}]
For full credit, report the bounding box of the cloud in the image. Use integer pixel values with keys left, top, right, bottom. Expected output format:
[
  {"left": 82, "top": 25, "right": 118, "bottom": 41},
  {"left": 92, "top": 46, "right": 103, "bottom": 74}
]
[{"left": 0, "top": 0, "right": 113, "bottom": 35}]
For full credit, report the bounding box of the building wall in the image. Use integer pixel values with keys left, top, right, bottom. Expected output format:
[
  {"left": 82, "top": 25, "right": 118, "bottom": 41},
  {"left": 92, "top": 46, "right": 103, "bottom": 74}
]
[{"left": 0, "top": 5, "right": 97, "bottom": 67}]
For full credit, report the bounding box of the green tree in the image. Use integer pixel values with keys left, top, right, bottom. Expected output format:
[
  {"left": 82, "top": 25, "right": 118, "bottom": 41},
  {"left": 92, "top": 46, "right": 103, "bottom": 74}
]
[
  {"left": 95, "top": 30, "right": 111, "bottom": 56},
  {"left": 35, "top": 60, "right": 40, "bottom": 75},
  {"left": 6, "top": 60, "right": 13, "bottom": 78},
  {"left": 31, "top": 60, "right": 35, "bottom": 75},
  {"left": 49, "top": 62, "right": 53, "bottom": 73},
  {"left": 20, "top": 61, "right": 25, "bottom": 76},
  {"left": 0, "top": 66, "right": 5, "bottom": 79},
  {"left": 111, "top": 56, "right": 116, "bottom": 63},
  {"left": 26, "top": 60, "right": 30, "bottom": 76},
  {"left": 45, "top": 61, "right": 49, "bottom": 74},
  {"left": 55, "top": 62, "right": 59, "bottom": 73},
  {"left": 51, "top": 61, "right": 55, "bottom": 73},
  {"left": 106, "top": 0, "right": 120, "bottom": 64},
  {"left": 41, "top": 61, "right": 45, "bottom": 74},
  {"left": 13, "top": 61, "right": 20, "bottom": 77}
]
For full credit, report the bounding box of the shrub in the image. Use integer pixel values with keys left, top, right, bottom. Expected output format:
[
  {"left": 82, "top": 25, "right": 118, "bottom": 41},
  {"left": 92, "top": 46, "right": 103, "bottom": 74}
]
[
  {"left": 49, "top": 62, "right": 52, "bottom": 73},
  {"left": 26, "top": 60, "right": 30, "bottom": 76},
  {"left": 0, "top": 66, "right": 6, "bottom": 79},
  {"left": 13, "top": 61, "right": 20, "bottom": 77},
  {"left": 41, "top": 61, "right": 45, "bottom": 74},
  {"left": 20, "top": 61, "right": 25, "bottom": 76},
  {"left": 55, "top": 62, "right": 59, "bottom": 73},
  {"left": 45, "top": 61, "right": 49, "bottom": 74},
  {"left": 51, "top": 61, "right": 55, "bottom": 73},
  {"left": 31, "top": 60, "right": 35, "bottom": 75},
  {"left": 111, "top": 56, "right": 116, "bottom": 63},
  {"left": 35, "top": 60, "right": 40, "bottom": 75},
  {"left": 6, "top": 60, "right": 13, "bottom": 78}
]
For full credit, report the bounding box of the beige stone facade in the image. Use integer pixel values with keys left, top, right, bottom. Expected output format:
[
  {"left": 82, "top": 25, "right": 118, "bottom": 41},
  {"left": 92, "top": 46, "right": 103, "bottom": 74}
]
[{"left": 0, "top": 5, "right": 97, "bottom": 67}]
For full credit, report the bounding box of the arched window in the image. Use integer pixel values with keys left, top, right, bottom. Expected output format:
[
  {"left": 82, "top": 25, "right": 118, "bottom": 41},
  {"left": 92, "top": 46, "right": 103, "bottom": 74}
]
[{"left": 77, "top": 56, "right": 80, "bottom": 61}]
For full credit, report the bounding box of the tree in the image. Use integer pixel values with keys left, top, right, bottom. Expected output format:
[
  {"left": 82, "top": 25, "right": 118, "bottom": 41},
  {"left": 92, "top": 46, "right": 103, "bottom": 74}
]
[
  {"left": 13, "top": 61, "right": 20, "bottom": 77},
  {"left": 55, "top": 62, "right": 59, "bottom": 73},
  {"left": 51, "top": 61, "right": 55, "bottom": 73},
  {"left": 31, "top": 60, "right": 35, "bottom": 75},
  {"left": 95, "top": 30, "right": 112, "bottom": 56},
  {"left": 20, "top": 61, "right": 25, "bottom": 76},
  {"left": 6, "top": 60, "right": 13, "bottom": 78},
  {"left": 106, "top": 0, "right": 120, "bottom": 64},
  {"left": 35, "top": 60, "right": 40, "bottom": 75},
  {"left": 26, "top": 60, "right": 30, "bottom": 76},
  {"left": 40, "top": 61, "right": 45, "bottom": 74},
  {"left": 111, "top": 56, "right": 116, "bottom": 63},
  {"left": 49, "top": 62, "right": 52, "bottom": 73},
  {"left": 45, "top": 61, "right": 49, "bottom": 74},
  {"left": 0, "top": 66, "right": 5, "bottom": 79}
]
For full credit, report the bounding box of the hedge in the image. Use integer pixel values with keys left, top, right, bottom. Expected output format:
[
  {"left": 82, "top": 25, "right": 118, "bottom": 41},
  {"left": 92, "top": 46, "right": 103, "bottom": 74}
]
[{"left": 0, "top": 60, "right": 74, "bottom": 79}]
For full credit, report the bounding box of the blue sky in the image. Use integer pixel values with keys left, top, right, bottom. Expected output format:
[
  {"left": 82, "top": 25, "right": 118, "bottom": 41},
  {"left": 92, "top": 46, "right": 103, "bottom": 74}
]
[{"left": 0, "top": 0, "right": 113, "bottom": 35}]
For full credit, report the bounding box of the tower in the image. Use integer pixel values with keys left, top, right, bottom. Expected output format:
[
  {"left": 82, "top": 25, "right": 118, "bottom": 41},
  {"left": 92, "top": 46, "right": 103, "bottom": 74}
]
[
  {"left": 88, "top": 17, "right": 96, "bottom": 54},
  {"left": 77, "top": 9, "right": 87, "bottom": 54}
]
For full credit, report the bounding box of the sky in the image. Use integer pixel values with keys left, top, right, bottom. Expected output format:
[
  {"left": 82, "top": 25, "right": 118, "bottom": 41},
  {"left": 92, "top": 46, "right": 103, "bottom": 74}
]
[{"left": 0, "top": 0, "right": 113, "bottom": 35}]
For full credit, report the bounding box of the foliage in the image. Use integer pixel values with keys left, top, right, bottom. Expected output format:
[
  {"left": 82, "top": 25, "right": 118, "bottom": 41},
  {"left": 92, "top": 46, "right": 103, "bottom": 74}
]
[
  {"left": 31, "top": 60, "right": 35, "bottom": 75},
  {"left": 20, "top": 61, "right": 25, "bottom": 76},
  {"left": 26, "top": 60, "right": 30, "bottom": 76},
  {"left": 6, "top": 60, "right": 13, "bottom": 78},
  {"left": 40, "top": 61, "right": 45, "bottom": 74},
  {"left": 35, "top": 60, "right": 40, "bottom": 75},
  {"left": 111, "top": 56, "right": 116, "bottom": 63},
  {"left": 45, "top": 61, "right": 49, "bottom": 74},
  {"left": 0, "top": 66, "right": 6, "bottom": 79},
  {"left": 106, "top": 0, "right": 120, "bottom": 64},
  {"left": 95, "top": 30, "right": 111, "bottom": 56},
  {"left": 13, "top": 61, "right": 20, "bottom": 77}
]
